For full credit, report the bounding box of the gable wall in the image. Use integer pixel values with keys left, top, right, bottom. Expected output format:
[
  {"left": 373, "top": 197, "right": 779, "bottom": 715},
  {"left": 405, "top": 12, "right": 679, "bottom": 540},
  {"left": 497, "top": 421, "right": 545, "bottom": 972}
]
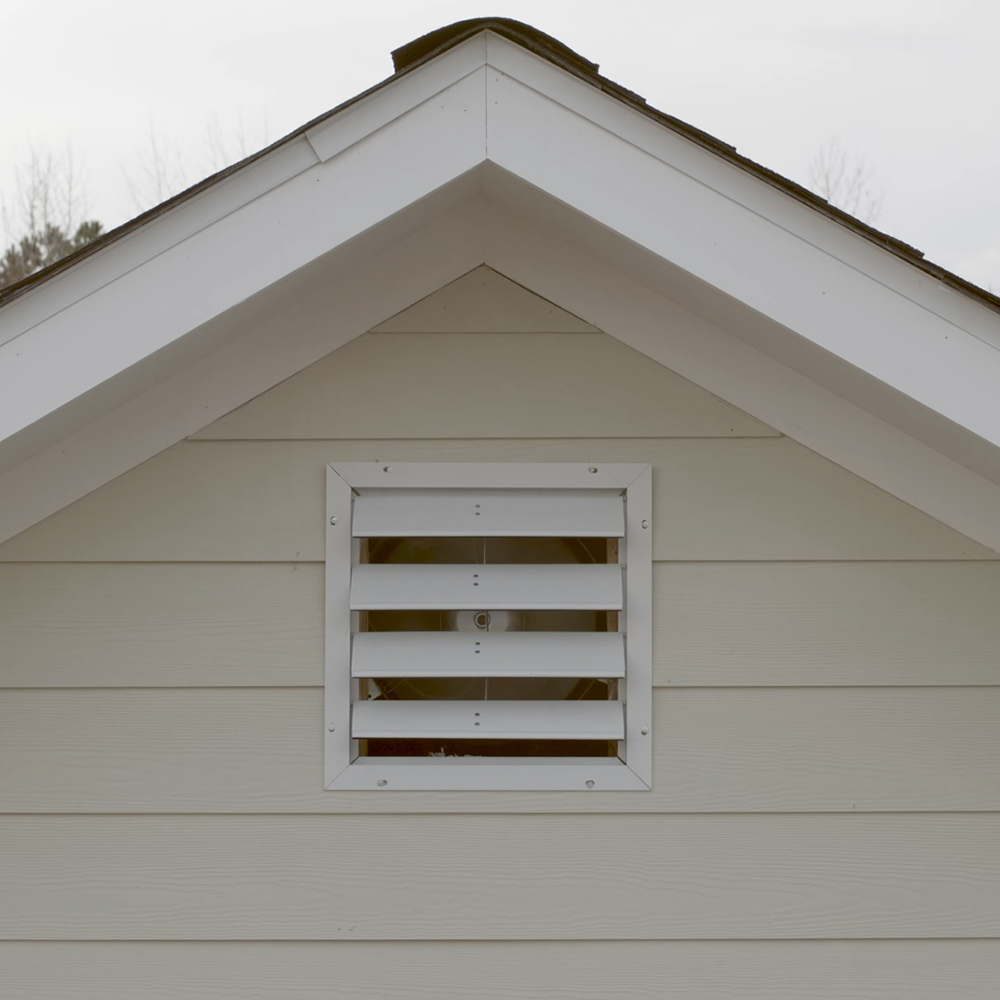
[{"left": 2, "top": 269, "right": 999, "bottom": 996}]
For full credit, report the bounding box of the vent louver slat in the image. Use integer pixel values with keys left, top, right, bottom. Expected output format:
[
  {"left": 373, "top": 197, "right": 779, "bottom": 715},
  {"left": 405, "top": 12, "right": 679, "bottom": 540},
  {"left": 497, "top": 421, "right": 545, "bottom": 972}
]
[
  {"left": 351, "top": 631, "right": 625, "bottom": 678},
  {"left": 350, "top": 563, "right": 623, "bottom": 611},
  {"left": 352, "top": 700, "right": 625, "bottom": 741},
  {"left": 353, "top": 489, "right": 625, "bottom": 537}
]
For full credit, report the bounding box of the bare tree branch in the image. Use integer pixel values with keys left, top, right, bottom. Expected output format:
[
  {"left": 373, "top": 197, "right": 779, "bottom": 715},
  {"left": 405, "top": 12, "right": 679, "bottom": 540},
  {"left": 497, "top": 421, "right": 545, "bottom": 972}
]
[
  {"left": 808, "top": 137, "right": 884, "bottom": 224},
  {"left": 124, "top": 121, "right": 192, "bottom": 215},
  {"left": 0, "top": 143, "right": 102, "bottom": 290},
  {"left": 126, "top": 114, "right": 271, "bottom": 215},
  {"left": 1, "top": 142, "right": 90, "bottom": 246}
]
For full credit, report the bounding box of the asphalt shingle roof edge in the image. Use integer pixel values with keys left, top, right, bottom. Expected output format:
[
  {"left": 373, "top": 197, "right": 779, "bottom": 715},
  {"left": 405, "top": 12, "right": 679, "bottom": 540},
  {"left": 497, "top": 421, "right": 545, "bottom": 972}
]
[{"left": 2, "top": 16, "right": 996, "bottom": 316}]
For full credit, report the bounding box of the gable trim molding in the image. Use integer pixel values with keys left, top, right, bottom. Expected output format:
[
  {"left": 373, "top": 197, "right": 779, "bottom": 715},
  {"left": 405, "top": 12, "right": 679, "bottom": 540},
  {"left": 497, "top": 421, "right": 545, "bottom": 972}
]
[{"left": 1, "top": 29, "right": 998, "bottom": 554}]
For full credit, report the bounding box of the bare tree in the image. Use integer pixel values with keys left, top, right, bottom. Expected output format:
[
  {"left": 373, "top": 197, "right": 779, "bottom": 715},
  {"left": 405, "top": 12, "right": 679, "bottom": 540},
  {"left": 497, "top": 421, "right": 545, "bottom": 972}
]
[
  {"left": 126, "top": 113, "right": 270, "bottom": 215},
  {"left": 808, "top": 137, "right": 884, "bottom": 225},
  {"left": 3, "top": 144, "right": 85, "bottom": 245},
  {"left": 124, "top": 123, "right": 191, "bottom": 214},
  {"left": 0, "top": 144, "right": 103, "bottom": 290},
  {"left": 1, "top": 114, "right": 271, "bottom": 291},
  {"left": 201, "top": 111, "right": 269, "bottom": 174}
]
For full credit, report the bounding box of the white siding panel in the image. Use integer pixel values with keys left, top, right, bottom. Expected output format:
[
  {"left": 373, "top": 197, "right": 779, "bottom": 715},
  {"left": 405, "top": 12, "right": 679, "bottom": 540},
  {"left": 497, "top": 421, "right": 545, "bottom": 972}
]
[
  {"left": 191, "top": 333, "right": 775, "bottom": 440},
  {"left": 3, "top": 688, "right": 998, "bottom": 813},
  {"left": 370, "top": 265, "right": 600, "bottom": 332},
  {"left": 2, "top": 440, "right": 991, "bottom": 562},
  {"left": 6, "top": 941, "right": 1000, "bottom": 999},
  {"left": 4, "top": 562, "right": 999, "bottom": 689},
  {"left": 658, "top": 560, "right": 1000, "bottom": 686},
  {"left": 0, "top": 563, "right": 323, "bottom": 687},
  {"left": 2, "top": 816, "right": 998, "bottom": 938}
]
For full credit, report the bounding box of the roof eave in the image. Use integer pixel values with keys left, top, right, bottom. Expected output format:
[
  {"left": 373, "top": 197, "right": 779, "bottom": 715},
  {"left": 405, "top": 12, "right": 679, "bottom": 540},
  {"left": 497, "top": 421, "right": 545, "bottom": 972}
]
[{"left": 3, "top": 18, "right": 998, "bottom": 317}]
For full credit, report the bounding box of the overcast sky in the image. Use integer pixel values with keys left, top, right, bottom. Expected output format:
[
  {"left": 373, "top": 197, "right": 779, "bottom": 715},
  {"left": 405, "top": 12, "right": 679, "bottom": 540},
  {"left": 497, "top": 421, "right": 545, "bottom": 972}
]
[{"left": 3, "top": 0, "right": 998, "bottom": 290}]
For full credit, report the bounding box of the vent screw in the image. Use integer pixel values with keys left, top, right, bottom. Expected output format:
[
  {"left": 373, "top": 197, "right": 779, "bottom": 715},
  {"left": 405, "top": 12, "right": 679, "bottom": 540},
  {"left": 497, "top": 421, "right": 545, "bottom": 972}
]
[
  {"left": 328, "top": 724, "right": 336, "bottom": 732},
  {"left": 383, "top": 466, "right": 393, "bottom": 473},
  {"left": 641, "top": 520, "right": 649, "bottom": 529},
  {"left": 641, "top": 726, "right": 649, "bottom": 735},
  {"left": 377, "top": 779, "right": 388, "bottom": 787},
  {"left": 585, "top": 780, "right": 595, "bottom": 789},
  {"left": 329, "top": 516, "right": 338, "bottom": 526}
]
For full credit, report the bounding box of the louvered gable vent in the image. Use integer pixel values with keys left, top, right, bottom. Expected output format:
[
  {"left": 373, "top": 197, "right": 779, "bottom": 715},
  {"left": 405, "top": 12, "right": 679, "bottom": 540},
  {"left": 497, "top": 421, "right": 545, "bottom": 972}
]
[{"left": 325, "top": 463, "right": 652, "bottom": 791}]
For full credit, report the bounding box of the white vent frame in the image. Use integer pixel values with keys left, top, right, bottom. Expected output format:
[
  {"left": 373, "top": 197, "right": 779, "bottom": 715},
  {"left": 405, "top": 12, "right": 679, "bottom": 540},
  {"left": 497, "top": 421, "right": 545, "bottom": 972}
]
[{"left": 325, "top": 462, "right": 652, "bottom": 791}]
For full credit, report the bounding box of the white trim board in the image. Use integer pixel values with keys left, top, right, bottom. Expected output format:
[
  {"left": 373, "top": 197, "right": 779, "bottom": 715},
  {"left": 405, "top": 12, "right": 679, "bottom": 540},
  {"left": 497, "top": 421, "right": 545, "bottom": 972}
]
[
  {"left": 482, "top": 32, "right": 1000, "bottom": 354},
  {"left": 482, "top": 63, "right": 1000, "bottom": 453},
  {"left": 2, "top": 192, "right": 999, "bottom": 555},
  {"left": 481, "top": 197, "right": 1000, "bottom": 555},
  {"left": 0, "top": 193, "right": 488, "bottom": 545},
  {"left": 0, "top": 33, "right": 492, "bottom": 348},
  {"left": 0, "top": 66, "right": 488, "bottom": 445},
  {"left": 475, "top": 166, "right": 1000, "bottom": 490}
]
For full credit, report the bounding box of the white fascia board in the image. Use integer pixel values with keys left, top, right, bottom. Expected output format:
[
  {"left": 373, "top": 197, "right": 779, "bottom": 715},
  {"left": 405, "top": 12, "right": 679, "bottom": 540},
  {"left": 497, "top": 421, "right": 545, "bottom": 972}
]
[
  {"left": 0, "top": 35, "right": 491, "bottom": 347},
  {"left": 482, "top": 165, "right": 1000, "bottom": 492},
  {"left": 4, "top": 27, "right": 999, "bottom": 554},
  {"left": 4, "top": 184, "right": 998, "bottom": 555},
  {"left": 306, "top": 33, "right": 489, "bottom": 162},
  {"left": 0, "top": 137, "right": 320, "bottom": 347},
  {"left": 0, "top": 65, "right": 489, "bottom": 448},
  {"left": 0, "top": 194, "right": 488, "bottom": 545},
  {"left": 482, "top": 37, "right": 1000, "bottom": 453},
  {"left": 486, "top": 33, "right": 1000, "bottom": 352},
  {"left": 483, "top": 200, "right": 1000, "bottom": 556}
]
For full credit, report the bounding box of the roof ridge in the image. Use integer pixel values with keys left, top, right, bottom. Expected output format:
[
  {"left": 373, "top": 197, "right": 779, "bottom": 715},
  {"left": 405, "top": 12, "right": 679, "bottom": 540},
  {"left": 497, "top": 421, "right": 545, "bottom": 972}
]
[{"left": 391, "top": 18, "right": 599, "bottom": 75}]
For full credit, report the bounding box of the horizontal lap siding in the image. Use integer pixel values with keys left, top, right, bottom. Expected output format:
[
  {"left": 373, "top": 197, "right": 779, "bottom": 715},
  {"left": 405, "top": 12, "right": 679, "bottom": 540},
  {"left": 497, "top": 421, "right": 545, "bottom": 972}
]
[
  {"left": 4, "top": 561, "right": 1000, "bottom": 687},
  {"left": 1, "top": 297, "right": 997, "bottom": 972},
  {"left": 6, "top": 942, "right": 1000, "bottom": 999},
  {"left": 190, "top": 333, "right": 776, "bottom": 440},
  {"left": 2, "top": 687, "right": 999, "bottom": 812},
  {"left": 1, "top": 439, "right": 992, "bottom": 562},
  {"left": 0, "top": 563, "right": 323, "bottom": 687},
  {"left": 659, "top": 560, "right": 1000, "bottom": 685},
  {"left": 369, "top": 265, "right": 603, "bottom": 333},
  {"left": 2, "top": 815, "right": 999, "bottom": 939}
]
